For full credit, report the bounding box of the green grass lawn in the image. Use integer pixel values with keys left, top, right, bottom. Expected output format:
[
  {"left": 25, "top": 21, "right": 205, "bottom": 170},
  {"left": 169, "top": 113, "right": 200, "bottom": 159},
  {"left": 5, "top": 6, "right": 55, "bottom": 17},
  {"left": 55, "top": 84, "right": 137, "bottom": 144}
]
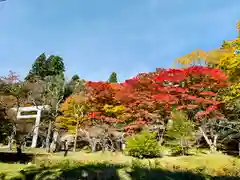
[{"left": 0, "top": 148, "right": 240, "bottom": 179}]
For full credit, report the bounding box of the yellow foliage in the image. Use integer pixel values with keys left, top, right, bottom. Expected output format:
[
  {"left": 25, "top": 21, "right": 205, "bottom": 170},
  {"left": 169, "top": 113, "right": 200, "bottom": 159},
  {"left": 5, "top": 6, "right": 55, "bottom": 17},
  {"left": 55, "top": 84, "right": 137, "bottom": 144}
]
[
  {"left": 103, "top": 104, "right": 125, "bottom": 118},
  {"left": 221, "top": 83, "right": 240, "bottom": 102},
  {"left": 200, "top": 37, "right": 239, "bottom": 82},
  {"left": 174, "top": 21, "right": 240, "bottom": 102},
  {"left": 57, "top": 94, "right": 88, "bottom": 133},
  {"left": 174, "top": 49, "right": 208, "bottom": 67},
  {"left": 237, "top": 20, "right": 240, "bottom": 37},
  {"left": 208, "top": 38, "right": 240, "bottom": 101},
  {"left": 174, "top": 21, "right": 240, "bottom": 69}
]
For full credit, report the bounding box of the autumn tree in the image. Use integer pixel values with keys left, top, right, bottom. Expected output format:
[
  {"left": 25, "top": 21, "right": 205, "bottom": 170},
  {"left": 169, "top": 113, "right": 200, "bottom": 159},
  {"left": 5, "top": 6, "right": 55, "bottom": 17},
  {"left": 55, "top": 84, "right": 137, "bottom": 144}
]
[
  {"left": 57, "top": 93, "right": 89, "bottom": 152},
  {"left": 237, "top": 20, "right": 240, "bottom": 38},
  {"left": 151, "top": 66, "right": 229, "bottom": 152},
  {"left": 174, "top": 21, "right": 240, "bottom": 71},
  {"left": 86, "top": 72, "right": 160, "bottom": 133},
  {"left": 0, "top": 71, "right": 31, "bottom": 154},
  {"left": 114, "top": 72, "right": 161, "bottom": 132},
  {"left": 0, "top": 76, "right": 16, "bottom": 144},
  {"left": 152, "top": 66, "right": 228, "bottom": 118},
  {"left": 85, "top": 82, "right": 120, "bottom": 128},
  {"left": 85, "top": 81, "right": 119, "bottom": 112},
  {"left": 174, "top": 49, "right": 209, "bottom": 68}
]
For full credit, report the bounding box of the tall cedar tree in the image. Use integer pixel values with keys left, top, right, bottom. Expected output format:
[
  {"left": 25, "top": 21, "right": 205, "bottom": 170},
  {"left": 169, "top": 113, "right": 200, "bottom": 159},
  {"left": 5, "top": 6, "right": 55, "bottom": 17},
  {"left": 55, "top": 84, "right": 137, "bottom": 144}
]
[
  {"left": 25, "top": 53, "right": 47, "bottom": 81},
  {"left": 45, "top": 55, "right": 65, "bottom": 77},
  {"left": 25, "top": 53, "right": 65, "bottom": 81},
  {"left": 108, "top": 72, "right": 118, "bottom": 83}
]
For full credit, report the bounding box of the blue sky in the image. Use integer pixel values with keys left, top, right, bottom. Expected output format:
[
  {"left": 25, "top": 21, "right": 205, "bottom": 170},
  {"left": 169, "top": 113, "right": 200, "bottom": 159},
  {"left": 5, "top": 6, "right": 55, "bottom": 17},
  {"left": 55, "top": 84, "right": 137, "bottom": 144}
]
[{"left": 0, "top": 0, "right": 239, "bottom": 82}]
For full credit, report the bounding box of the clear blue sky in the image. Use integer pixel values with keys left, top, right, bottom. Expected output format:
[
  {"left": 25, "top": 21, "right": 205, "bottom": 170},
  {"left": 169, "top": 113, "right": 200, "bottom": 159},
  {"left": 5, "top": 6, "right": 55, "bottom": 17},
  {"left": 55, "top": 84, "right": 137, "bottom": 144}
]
[{"left": 0, "top": 0, "right": 239, "bottom": 82}]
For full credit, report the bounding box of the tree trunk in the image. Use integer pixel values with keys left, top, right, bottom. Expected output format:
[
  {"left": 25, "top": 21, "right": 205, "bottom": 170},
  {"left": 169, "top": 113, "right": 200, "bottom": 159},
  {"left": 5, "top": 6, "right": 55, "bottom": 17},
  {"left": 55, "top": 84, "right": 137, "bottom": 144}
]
[
  {"left": 180, "top": 138, "right": 184, "bottom": 156},
  {"left": 73, "top": 119, "right": 80, "bottom": 152},
  {"left": 8, "top": 125, "right": 16, "bottom": 151},
  {"left": 91, "top": 138, "right": 97, "bottom": 152},
  {"left": 45, "top": 121, "right": 52, "bottom": 153},
  {"left": 199, "top": 127, "right": 217, "bottom": 153},
  {"left": 15, "top": 134, "right": 22, "bottom": 159},
  {"left": 158, "top": 128, "right": 165, "bottom": 146},
  {"left": 7, "top": 136, "right": 13, "bottom": 151},
  {"left": 16, "top": 143, "right": 22, "bottom": 155},
  {"left": 238, "top": 142, "right": 240, "bottom": 157}
]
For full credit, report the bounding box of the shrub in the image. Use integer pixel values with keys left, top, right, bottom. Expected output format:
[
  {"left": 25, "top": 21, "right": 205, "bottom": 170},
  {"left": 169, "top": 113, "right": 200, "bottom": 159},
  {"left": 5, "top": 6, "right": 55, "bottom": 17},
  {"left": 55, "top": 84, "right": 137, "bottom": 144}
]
[
  {"left": 125, "top": 130, "right": 161, "bottom": 158},
  {"left": 165, "top": 110, "right": 195, "bottom": 155}
]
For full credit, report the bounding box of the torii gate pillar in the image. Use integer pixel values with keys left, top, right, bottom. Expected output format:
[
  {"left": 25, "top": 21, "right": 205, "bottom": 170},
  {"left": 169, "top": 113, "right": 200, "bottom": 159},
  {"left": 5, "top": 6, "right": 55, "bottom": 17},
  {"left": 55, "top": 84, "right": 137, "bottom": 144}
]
[{"left": 11, "top": 105, "right": 50, "bottom": 148}]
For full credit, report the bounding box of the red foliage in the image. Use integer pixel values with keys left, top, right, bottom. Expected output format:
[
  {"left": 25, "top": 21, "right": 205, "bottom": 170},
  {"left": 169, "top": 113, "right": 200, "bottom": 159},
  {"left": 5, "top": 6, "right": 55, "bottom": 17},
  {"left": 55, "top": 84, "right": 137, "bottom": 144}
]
[
  {"left": 152, "top": 66, "right": 228, "bottom": 118},
  {"left": 85, "top": 81, "right": 120, "bottom": 110},
  {"left": 84, "top": 66, "right": 228, "bottom": 132}
]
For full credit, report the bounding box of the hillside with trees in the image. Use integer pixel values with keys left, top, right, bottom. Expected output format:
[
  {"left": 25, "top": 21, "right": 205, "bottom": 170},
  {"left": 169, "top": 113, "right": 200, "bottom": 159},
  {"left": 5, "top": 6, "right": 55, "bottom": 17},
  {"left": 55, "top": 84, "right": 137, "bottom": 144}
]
[{"left": 1, "top": 22, "right": 240, "bottom": 179}]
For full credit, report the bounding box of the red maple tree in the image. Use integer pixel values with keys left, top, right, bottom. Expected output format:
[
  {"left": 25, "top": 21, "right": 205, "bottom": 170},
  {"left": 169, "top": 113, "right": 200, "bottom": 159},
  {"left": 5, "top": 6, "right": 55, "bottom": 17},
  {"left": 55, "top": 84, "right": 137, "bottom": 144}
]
[
  {"left": 85, "top": 81, "right": 123, "bottom": 126},
  {"left": 152, "top": 66, "right": 229, "bottom": 118}
]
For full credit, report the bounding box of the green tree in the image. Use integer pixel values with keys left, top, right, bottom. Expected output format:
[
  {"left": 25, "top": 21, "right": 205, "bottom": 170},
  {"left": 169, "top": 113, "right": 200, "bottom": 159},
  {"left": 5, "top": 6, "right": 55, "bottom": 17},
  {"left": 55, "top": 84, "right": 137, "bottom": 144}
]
[
  {"left": 25, "top": 53, "right": 47, "bottom": 81},
  {"left": 25, "top": 54, "right": 65, "bottom": 82},
  {"left": 108, "top": 72, "right": 118, "bottom": 83},
  {"left": 42, "top": 75, "right": 65, "bottom": 152},
  {"left": 45, "top": 55, "right": 65, "bottom": 77},
  {"left": 165, "top": 110, "right": 195, "bottom": 155},
  {"left": 125, "top": 130, "right": 161, "bottom": 158},
  {"left": 71, "top": 74, "right": 80, "bottom": 81}
]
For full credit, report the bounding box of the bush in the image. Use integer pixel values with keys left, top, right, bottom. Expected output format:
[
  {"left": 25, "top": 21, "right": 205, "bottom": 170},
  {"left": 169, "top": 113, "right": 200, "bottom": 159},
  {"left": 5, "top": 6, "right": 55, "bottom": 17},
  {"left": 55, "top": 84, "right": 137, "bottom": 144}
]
[{"left": 125, "top": 130, "right": 161, "bottom": 158}]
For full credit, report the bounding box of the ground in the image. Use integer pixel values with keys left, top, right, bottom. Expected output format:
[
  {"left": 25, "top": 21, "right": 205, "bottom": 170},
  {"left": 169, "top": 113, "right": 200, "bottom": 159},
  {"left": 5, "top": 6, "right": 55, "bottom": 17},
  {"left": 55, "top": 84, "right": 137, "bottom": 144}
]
[{"left": 0, "top": 148, "right": 240, "bottom": 179}]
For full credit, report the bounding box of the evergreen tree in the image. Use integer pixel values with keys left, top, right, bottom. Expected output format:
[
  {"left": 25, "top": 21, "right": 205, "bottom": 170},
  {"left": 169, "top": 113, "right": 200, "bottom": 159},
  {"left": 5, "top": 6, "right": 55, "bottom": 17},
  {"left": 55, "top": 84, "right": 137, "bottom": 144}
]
[
  {"left": 25, "top": 54, "right": 65, "bottom": 82},
  {"left": 45, "top": 55, "right": 65, "bottom": 77},
  {"left": 108, "top": 72, "right": 118, "bottom": 83},
  {"left": 25, "top": 53, "right": 47, "bottom": 81},
  {"left": 71, "top": 74, "right": 80, "bottom": 81}
]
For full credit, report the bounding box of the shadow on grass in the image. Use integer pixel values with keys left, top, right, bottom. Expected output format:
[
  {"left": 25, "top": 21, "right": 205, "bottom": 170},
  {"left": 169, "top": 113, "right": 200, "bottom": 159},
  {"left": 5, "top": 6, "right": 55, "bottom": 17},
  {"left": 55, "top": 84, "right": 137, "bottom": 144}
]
[
  {"left": 4, "top": 162, "right": 239, "bottom": 180},
  {"left": 0, "top": 152, "right": 35, "bottom": 164},
  {"left": 0, "top": 152, "right": 48, "bottom": 164},
  {"left": 129, "top": 166, "right": 240, "bottom": 180}
]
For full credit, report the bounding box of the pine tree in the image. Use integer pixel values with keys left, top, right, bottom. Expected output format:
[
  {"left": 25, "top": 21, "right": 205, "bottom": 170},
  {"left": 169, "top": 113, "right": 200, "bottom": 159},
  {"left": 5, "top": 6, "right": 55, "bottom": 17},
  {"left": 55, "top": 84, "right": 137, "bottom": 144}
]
[
  {"left": 25, "top": 53, "right": 47, "bottom": 81},
  {"left": 108, "top": 72, "right": 118, "bottom": 83}
]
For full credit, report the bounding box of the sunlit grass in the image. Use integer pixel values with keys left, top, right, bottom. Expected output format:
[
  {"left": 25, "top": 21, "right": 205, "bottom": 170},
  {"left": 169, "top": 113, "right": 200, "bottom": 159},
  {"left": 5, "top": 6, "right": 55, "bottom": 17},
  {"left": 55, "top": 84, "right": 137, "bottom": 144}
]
[{"left": 1, "top": 148, "right": 240, "bottom": 179}]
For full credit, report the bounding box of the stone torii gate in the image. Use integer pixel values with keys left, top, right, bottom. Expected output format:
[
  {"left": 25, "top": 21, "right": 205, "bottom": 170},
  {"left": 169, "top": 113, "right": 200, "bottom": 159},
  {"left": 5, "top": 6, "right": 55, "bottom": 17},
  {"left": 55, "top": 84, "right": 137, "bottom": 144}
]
[{"left": 11, "top": 105, "right": 50, "bottom": 148}]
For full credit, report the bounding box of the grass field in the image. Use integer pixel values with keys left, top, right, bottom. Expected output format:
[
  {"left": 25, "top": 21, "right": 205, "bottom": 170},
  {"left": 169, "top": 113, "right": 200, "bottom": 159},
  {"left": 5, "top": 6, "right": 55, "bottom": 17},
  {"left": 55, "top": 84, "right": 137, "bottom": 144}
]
[{"left": 0, "top": 148, "right": 240, "bottom": 179}]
